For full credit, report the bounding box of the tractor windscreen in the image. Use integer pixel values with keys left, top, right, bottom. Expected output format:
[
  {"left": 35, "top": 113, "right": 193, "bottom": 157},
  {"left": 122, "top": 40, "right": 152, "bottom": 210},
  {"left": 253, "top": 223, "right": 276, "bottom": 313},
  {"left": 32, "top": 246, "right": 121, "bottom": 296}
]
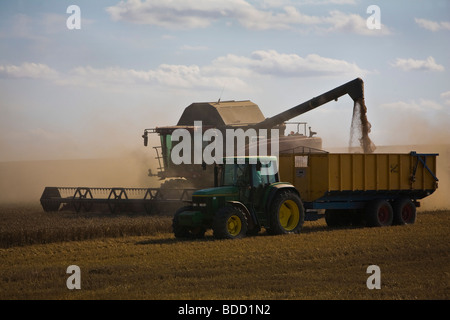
[
  {"left": 254, "top": 161, "right": 278, "bottom": 186},
  {"left": 222, "top": 163, "right": 249, "bottom": 187}
]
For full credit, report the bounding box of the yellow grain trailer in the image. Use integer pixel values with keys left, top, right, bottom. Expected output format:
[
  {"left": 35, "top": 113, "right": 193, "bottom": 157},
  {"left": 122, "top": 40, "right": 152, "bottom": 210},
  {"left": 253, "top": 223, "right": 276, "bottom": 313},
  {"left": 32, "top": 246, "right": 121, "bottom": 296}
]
[{"left": 279, "top": 151, "right": 438, "bottom": 227}]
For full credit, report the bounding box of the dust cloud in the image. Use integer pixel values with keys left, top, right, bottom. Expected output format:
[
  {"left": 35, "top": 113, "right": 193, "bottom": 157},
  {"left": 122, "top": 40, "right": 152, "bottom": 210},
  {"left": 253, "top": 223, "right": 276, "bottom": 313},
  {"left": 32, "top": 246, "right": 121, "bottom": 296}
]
[
  {"left": 0, "top": 148, "right": 162, "bottom": 203},
  {"left": 373, "top": 144, "right": 449, "bottom": 212}
]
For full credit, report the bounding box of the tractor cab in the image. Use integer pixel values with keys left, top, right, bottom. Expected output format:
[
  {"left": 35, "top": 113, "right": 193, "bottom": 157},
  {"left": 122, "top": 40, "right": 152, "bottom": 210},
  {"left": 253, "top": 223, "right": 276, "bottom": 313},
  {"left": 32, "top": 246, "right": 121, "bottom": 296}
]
[{"left": 217, "top": 157, "right": 279, "bottom": 214}]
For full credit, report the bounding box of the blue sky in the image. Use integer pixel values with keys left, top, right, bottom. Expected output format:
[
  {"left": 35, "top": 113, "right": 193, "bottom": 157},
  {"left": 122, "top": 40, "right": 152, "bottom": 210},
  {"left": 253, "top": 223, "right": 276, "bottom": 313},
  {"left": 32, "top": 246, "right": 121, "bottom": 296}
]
[{"left": 0, "top": 0, "right": 449, "bottom": 161}]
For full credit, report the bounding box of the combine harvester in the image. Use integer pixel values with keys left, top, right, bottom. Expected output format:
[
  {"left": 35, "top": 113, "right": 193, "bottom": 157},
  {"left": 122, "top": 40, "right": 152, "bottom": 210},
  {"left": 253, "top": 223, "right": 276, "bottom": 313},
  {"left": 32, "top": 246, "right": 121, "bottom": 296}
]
[{"left": 40, "top": 78, "right": 390, "bottom": 215}]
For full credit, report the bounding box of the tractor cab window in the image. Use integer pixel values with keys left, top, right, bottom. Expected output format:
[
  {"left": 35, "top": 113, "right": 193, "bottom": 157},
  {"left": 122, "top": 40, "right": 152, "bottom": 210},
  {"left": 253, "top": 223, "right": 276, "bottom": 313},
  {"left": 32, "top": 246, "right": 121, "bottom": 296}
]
[
  {"left": 252, "top": 160, "right": 277, "bottom": 187},
  {"left": 222, "top": 163, "right": 250, "bottom": 187}
]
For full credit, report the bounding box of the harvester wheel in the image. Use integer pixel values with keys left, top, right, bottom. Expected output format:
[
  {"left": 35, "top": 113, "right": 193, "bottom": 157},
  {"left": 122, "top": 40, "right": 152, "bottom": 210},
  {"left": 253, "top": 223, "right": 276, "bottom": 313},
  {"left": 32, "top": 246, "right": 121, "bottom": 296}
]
[
  {"left": 267, "top": 191, "right": 304, "bottom": 235},
  {"left": 40, "top": 187, "right": 62, "bottom": 212},
  {"left": 392, "top": 198, "right": 416, "bottom": 225},
  {"left": 172, "top": 206, "right": 206, "bottom": 239},
  {"left": 365, "top": 199, "right": 393, "bottom": 227},
  {"left": 212, "top": 206, "right": 248, "bottom": 239},
  {"left": 41, "top": 200, "right": 61, "bottom": 212}
]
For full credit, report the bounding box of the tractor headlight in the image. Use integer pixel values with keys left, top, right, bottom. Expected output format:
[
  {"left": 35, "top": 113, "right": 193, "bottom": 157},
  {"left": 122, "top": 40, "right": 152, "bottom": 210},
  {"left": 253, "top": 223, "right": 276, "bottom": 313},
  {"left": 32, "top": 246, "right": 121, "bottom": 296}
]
[{"left": 193, "top": 202, "right": 206, "bottom": 207}]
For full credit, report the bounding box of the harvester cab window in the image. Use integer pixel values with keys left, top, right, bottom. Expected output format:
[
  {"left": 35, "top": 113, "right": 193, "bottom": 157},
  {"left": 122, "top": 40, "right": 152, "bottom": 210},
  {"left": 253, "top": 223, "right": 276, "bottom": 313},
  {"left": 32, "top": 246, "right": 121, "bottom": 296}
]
[{"left": 161, "top": 134, "right": 172, "bottom": 168}]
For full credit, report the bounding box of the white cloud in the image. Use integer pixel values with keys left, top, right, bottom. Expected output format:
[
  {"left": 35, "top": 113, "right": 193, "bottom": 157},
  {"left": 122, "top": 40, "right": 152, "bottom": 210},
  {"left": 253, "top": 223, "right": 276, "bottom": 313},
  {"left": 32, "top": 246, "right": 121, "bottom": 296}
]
[
  {"left": 106, "top": 0, "right": 238, "bottom": 29},
  {"left": 55, "top": 64, "right": 249, "bottom": 91},
  {"left": 61, "top": 50, "right": 367, "bottom": 89},
  {"left": 210, "top": 50, "right": 368, "bottom": 77},
  {"left": 324, "top": 10, "right": 391, "bottom": 35},
  {"left": 415, "top": 18, "right": 450, "bottom": 31},
  {"left": 419, "top": 99, "right": 444, "bottom": 111},
  {"left": 106, "top": 0, "right": 390, "bottom": 35},
  {"left": 440, "top": 91, "right": 450, "bottom": 106},
  {"left": 392, "top": 56, "right": 445, "bottom": 72},
  {"left": 0, "top": 62, "right": 58, "bottom": 79},
  {"left": 106, "top": 0, "right": 320, "bottom": 30},
  {"left": 0, "top": 51, "right": 367, "bottom": 91}
]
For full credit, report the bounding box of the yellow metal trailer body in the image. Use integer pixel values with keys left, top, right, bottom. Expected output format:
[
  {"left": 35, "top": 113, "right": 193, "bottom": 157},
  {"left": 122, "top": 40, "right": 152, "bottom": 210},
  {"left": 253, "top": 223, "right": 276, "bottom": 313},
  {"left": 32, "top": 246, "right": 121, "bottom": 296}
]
[{"left": 279, "top": 152, "right": 438, "bottom": 209}]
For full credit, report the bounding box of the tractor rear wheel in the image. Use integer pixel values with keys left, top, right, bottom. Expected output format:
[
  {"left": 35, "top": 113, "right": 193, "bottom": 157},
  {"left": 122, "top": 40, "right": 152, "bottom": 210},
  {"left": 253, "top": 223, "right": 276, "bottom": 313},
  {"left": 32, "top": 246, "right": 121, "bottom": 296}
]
[
  {"left": 172, "top": 206, "right": 206, "bottom": 239},
  {"left": 267, "top": 191, "right": 304, "bottom": 235},
  {"left": 392, "top": 197, "right": 416, "bottom": 225},
  {"left": 212, "top": 206, "right": 248, "bottom": 239}
]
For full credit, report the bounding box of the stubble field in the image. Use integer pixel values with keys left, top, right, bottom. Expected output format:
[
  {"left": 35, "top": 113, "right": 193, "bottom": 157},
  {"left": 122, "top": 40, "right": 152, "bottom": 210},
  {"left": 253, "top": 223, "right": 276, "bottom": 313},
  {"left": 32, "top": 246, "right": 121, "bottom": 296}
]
[{"left": 0, "top": 203, "right": 448, "bottom": 300}]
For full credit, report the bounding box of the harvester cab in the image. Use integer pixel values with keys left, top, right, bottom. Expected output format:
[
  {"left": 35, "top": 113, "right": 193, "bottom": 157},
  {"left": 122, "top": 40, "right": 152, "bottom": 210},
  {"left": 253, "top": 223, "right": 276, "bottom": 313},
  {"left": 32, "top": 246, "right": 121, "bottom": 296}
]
[{"left": 172, "top": 156, "right": 304, "bottom": 240}]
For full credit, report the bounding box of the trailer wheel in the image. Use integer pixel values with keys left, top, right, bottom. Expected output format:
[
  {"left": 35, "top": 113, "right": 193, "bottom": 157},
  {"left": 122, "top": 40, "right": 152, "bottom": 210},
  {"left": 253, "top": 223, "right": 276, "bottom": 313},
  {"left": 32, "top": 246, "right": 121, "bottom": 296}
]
[
  {"left": 325, "top": 209, "right": 340, "bottom": 227},
  {"left": 326, "top": 209, "right": 363, "bottom": 227},
  {"left": 365, "top": 199, "right": 393, "bottom": 227},
  {"left": 268, "top": 191, "right": 304, "bottom": 235},
  {"left": 172, "top": 206, "right": 206, "bottom": 239},
  {"left": 392, "top": 198, "right": 416, "bottom": 225},
  {"left": 213, "top": 206, "right": 248, "bottom": 239},
  {"left": 325, "top": 209, "right": 348, "bottom": 227}
]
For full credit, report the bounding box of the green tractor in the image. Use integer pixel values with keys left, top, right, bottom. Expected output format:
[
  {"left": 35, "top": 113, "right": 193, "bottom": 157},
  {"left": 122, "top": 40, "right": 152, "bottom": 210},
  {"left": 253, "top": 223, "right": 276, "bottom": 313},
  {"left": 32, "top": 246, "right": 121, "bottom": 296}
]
[{"left": 172, "top": 156, "right": 304, "bottom": 239}]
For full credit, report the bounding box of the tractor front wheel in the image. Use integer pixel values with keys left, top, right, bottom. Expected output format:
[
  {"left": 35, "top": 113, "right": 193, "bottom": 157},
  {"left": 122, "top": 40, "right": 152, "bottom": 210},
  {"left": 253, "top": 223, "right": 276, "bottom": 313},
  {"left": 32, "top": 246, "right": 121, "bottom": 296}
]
[
  {"left": 172, "top": 206, "right": 206, "bottom": 239},
  {"left": 212, "top": 206, "right": 248, "bottom": 239}
]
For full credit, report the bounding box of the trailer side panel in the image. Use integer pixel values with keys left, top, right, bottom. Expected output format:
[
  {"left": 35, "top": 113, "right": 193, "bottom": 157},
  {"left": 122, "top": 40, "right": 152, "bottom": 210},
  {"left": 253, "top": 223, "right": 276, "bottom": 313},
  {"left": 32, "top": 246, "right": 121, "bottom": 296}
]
[{"left": 279, "top": 152, "right": 438, "bottom": 205}]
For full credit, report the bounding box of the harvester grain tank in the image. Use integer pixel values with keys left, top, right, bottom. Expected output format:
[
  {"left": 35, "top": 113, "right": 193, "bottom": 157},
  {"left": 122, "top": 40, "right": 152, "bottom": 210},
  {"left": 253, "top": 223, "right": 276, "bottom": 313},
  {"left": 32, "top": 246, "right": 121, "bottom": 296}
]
[{"left": 40, "top": 78, "right": 367, "bottom": 214}]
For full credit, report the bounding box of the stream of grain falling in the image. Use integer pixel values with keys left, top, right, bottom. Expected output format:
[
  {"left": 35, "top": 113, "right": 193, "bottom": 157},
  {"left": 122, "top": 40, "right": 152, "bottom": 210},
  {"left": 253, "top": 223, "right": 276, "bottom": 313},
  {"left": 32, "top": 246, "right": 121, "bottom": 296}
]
[{"left": 349, "top": 98, "right": 376, "bottom": 153}]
